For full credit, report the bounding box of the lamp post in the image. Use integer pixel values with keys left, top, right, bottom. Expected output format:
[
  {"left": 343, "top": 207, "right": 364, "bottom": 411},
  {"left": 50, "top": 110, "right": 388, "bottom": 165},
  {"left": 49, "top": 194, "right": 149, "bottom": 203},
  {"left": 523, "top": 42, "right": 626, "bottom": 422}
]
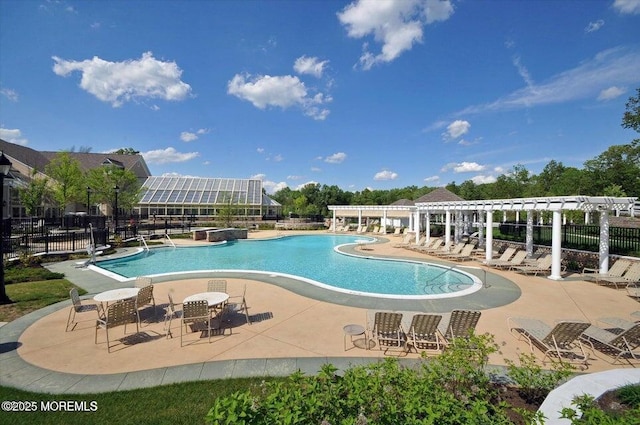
[
  {"left": 0, "top": 152, "right": 13, "bottom": 304},
  {"left": 114, "top": 185, "right": 119, "bottom": 235},
  {"left": 86, "top": 186, "right": 91, "bottom": 215}
]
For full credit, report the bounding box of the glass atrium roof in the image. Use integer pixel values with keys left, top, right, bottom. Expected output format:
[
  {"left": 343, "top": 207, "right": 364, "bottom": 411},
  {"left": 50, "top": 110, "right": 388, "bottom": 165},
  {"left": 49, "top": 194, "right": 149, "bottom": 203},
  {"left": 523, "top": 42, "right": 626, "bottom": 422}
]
[{"left": 139, "top": 176, "right": 268, "bottom": 205}]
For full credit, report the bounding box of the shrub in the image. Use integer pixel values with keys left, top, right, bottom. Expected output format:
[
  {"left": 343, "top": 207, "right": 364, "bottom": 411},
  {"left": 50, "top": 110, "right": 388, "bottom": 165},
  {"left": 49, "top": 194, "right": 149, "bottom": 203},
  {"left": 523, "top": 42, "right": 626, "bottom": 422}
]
[{"left": 505, "top": 352, "right": 574, "bottom": 405}]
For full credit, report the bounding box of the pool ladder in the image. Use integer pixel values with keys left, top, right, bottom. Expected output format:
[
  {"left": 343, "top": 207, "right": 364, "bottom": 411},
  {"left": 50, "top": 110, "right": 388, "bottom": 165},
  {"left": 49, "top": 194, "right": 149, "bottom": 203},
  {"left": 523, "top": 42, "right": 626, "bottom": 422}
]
[{"left": 138, "top": 235, "right": 149, "bottom": 251}]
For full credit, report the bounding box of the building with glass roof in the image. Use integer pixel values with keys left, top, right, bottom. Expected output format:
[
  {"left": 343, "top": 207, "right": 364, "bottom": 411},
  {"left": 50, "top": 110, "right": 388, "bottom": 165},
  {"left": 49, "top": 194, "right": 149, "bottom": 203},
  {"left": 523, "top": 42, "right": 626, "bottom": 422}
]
[{"left": 135, "top": 176, "right": 281, "bottom": 220}]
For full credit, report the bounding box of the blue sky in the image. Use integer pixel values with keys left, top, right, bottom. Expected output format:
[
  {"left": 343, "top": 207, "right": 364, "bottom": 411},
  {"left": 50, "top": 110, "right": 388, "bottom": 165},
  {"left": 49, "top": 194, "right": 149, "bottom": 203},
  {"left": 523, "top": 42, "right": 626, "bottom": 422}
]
[{"left": 1, "top": 0, "right": 639, "bottom": 194}]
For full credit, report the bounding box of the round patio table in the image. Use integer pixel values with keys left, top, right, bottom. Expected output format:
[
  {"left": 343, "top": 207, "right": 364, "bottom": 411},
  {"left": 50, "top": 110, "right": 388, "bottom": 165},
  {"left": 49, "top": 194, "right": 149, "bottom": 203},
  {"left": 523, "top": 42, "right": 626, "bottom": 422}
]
[{"left": 94, "top": 288, "right": 140, "bottom": 304}]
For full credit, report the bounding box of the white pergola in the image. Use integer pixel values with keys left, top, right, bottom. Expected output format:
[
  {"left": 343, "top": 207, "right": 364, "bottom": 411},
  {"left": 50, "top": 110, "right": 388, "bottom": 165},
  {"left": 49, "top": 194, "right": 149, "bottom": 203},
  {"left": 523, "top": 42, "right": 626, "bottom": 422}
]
[{"left": 329, "top": 196, "right": 637, "bottom": 281}]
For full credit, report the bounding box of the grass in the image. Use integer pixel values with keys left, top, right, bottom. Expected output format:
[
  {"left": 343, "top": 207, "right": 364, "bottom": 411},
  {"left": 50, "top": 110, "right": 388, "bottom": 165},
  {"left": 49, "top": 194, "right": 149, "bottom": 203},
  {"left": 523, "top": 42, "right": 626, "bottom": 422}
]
[{"left": 0, "top": 378, "right": 276, "bottom": 425}]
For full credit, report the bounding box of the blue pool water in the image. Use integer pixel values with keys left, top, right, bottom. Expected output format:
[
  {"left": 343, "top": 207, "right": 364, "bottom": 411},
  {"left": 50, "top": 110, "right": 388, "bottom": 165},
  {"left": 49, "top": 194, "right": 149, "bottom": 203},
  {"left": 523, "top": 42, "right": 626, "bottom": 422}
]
[{"left": 95, "top": 235, "right": 481, "bottom": 299}]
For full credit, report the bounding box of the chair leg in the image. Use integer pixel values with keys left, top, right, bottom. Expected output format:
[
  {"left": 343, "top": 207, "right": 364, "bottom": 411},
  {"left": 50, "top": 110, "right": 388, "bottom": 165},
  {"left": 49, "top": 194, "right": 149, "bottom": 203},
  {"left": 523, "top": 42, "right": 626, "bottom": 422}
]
[{"left": 66, "top": 308, "right": 76, "bottom": 332}]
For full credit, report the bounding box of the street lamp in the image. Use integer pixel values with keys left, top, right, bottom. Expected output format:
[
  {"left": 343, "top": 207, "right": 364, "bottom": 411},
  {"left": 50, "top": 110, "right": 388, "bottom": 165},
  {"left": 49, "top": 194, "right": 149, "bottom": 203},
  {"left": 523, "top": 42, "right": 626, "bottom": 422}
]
[
  {"left": 0, "top": 152, "right": 13, "bottom": 304},
  {"left": 114, "top": 185, "right": 120, "bottom": 235}
]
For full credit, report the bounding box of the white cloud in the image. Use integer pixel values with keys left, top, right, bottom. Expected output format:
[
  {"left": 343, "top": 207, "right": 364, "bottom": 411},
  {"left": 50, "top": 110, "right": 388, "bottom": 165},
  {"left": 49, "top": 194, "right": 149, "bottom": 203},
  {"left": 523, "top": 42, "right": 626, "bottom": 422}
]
[
  {"left": 613, "top": 0, "right": 640, "bottom": 14},
  {"left": 585, "top": 19, "right": 605, "bottom": 33},
  {"left": 338, "top": 0, "right": 454, "bottom": 70},
  {"left": 52, "top": 52, "right": 192, "bottom": 107},
  {"left": 471, "top": 175, "right": 497, "bottom": 184},
  {"left": 374, "top": 170, "right": 398, "bottom": 180},
  {"left": 598, "top": 86, "right": 625, "bottom": 101},
  {"left": 257, "top": 148, "right": 265, "bottom": 154},
  {"left": 512, "top": 56, "right": 534, "bottom": 88},
  {"left": 443, "top": 120, "right": 470, "bottom": 140},
  {"left": 296, "top": 181, "right": 319, "bottom": 190},
  {"left": 457, "top": 47, "right": 640, "bottom": 114},
  {"left": 180, "top": 128, "right": 209, "bottom": 142},
  {"left": 1, "top": 87, "right": 18, "bottom": 101},
  {"left": 311, "top": 167, "right": 321, "bottom": 172},
  {"left": 287, "top": 175, "right": 304, "bottom": 180},
  {"left": 324, "top": 152, "right": 347, "bottom": 163},
  {"left": 261, "top": 179, "right": 288, "bottom": 194},
  {"left": 272, "top": 154, "right": 284, "bottom": 162},
  {"left": 424, "top": 175, "right": 439, "bottom": 182},
  {"left": 453, "top": 162, "right": 486, "bottom": 173},
  {"left": 227, "top": 73, "right": 330, "bottom": 120},
  {"left": 0, "top": 128, "right": 28, "bottom": 145},
  {"left": 142, "top": 147, "right": 199, "bottom": 165},
  {"left": 294, "top": 56, "right": 329, "bottom": 78}
]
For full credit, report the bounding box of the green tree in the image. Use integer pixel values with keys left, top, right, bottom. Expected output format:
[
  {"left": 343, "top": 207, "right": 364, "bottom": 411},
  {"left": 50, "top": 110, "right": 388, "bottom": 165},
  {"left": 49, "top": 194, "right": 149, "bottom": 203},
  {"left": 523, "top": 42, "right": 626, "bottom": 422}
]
[
  {"left": 85, "top": 165, "right": 141, "bottom": 215},
  {"left": 17, "top": 170, "right": 50, "bottom": 216},
  {"left": 44, "top": 152, "right": 84, "bottom": 214},
  {"left": 112, "top": 147, "right": 140, "bottom": 155},
  {"left": 622, "top": 87, "right": 640, "bottom": 136},
  {"left": 583, "top": 141, "right": 640, "bottom": 196}
]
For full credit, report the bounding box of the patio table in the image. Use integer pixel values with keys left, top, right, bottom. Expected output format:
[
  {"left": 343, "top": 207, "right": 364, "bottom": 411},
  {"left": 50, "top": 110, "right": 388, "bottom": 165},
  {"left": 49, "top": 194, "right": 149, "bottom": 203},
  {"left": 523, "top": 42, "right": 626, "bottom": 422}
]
[
  {"left": 94, "top": 288, "right": 140, "bottom": 305},
  {"left": 184, "top": 292, "right": 229, "bottom": 316}
]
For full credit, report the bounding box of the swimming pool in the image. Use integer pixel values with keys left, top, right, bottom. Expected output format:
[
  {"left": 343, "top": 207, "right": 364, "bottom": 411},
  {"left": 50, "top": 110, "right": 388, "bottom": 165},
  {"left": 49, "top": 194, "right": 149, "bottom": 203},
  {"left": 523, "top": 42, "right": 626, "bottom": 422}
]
[{"left": 94, "top": 235, "right": 482, "bottom": 299}]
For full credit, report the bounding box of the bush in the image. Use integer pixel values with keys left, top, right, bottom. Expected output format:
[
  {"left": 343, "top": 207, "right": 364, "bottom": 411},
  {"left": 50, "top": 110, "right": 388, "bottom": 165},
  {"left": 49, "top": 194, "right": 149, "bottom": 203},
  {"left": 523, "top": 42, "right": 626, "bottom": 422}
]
[
  {"left": 505, "top": 352, "right": 574, "bottom": 405},
  {"left": 206, "top": 333, "right": 524, "bottom": 425}
]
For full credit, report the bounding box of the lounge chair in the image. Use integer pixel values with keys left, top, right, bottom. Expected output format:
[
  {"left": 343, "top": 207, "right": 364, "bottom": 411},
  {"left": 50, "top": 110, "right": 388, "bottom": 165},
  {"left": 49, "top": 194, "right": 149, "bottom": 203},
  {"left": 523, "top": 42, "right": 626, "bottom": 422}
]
[
  {"left": 483, "top": 247, "right": 517, "bottom": 267},
  {"left": 393, "top": 232, "right": 414, "bottom": 248},
  {"left": 66, "top": 288, "right": 100, "bottom": 331},
  {"left": 407, "top": 235, "right": 427, "bottom": 250},
  {"left": 414, "top": 238, "right": 443, "bottom": 253},
  {"left": 392, "top": 227, "right": 401, "bottom": 236},
  {"left": 421, "top": 240, "right": 451, "bottom": 255},
  {"left": 627, "top": 283, "right": 640, "bottom": 300},
  {"left": 95, "top": 298, "right": 139, "bottom": 353},
  {"left": 582, "top": 259, "right": 631, "bottom": 284},
  {"left": 181, "top": 300, "right": 213, "bottom": 346},
  {"left": 438, "top": 309, "right": 481, "bottom": 345},
  {"left": 441, "top": 243, "right": 477, "bottom": 262},
  {"left": 595, "top": 262, "right": 640, "bottom": 289},
  {"left": 507, "top": 317, "right": 590, "bottom": 367},
  {"left": 369, "top": 311, "right": 406, "bottom": 354},
  {"left": 487, "top": 250, "right": 528, "bottom": 269},
  {"left": 433, "top": 242, "right": 466, "bottom": 257},
  {"left": 580, "top": 323, "right": 640, "bottom": 364},
  {"left": 511, "top": 254, "right": 554, "bottom": 276},
  {"left": 407, "top": 313, "right": 443, "bottom": 354}
]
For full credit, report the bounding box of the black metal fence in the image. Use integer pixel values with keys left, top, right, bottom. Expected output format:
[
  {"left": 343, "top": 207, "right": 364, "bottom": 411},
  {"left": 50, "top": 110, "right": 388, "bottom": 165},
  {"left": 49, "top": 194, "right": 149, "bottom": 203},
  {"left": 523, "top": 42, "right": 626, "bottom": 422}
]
[{"left": 497, "top": 222, "right": 640, "bottom": 256}]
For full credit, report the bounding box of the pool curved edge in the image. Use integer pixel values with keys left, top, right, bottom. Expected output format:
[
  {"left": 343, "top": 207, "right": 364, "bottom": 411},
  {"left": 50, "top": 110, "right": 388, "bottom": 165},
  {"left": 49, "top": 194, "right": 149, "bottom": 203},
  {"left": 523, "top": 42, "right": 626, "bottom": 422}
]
[{"left": 89, "top": 242, "right": 483, "bottom": 300}]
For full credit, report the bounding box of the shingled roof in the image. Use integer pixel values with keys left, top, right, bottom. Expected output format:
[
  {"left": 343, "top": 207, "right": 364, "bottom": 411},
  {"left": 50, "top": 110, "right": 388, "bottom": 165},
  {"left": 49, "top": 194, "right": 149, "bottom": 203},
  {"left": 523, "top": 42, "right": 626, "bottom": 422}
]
[{"left": 414, "top": 187, "right": 464, "bottom": 203}]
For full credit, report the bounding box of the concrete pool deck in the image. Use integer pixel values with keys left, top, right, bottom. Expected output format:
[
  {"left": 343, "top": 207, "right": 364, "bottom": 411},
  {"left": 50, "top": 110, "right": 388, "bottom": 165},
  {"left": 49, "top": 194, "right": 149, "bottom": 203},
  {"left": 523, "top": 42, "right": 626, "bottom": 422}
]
[{"left": 1, "top": 230, "right": 639, "bottom": 421}]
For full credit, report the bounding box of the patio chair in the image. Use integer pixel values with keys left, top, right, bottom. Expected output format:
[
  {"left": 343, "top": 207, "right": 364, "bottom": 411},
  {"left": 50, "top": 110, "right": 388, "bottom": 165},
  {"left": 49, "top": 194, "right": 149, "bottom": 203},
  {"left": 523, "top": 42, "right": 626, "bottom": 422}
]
[
  {"left": 627, "top": 283, "right": 640, "bottom": 300},
  {"left": 487, "top": 250, "right": 527, "bottom": 269},
  {"left": 135, "top": 284, "right": 156, "bottom": 325},
  {"left": 438, "top": 309, "right": 482, "bottom": 345},
  {"left": 181, "top": 300, "right": 213, "bottom": 346},
  {"left": 595, "top": 262, "right": 640, "bottom": 289},
  {"left": 582, "top": 259, "right": 631, "bottom": 284},
  {"left": 95, "top": 298, "right": 139, "bottom": 353},
  {"left": 580, "top": 323, "right": 640, "bottom": 364},
  {"left": 66, "top": 287, "right": 100, "bottom": 332},
  {"left": 511, "top": 254, "right": 554, "bottom": 276},
  {"left": 135, "top": 276, "right": 152, "bottom": 288},
  {"left": 407, "top": 313, "right": 443, "bottom": 355},
  {"left": 507, "top": 317, "right": 590, "bottom": 367},
  {"left": 208, "top": 279, "right": 227, "bottom": 292},
  {"left": 224, "top": 284, "right": 251, "bottom": 325},
  {"left": 370, "top": 311, "right": 406, "bottom": 354},
  {"left": 163, "top": 293, "right": 182, "bottom": 339},
  {"left": 483, "top": 247, "right": 517, "bottom": 266}
]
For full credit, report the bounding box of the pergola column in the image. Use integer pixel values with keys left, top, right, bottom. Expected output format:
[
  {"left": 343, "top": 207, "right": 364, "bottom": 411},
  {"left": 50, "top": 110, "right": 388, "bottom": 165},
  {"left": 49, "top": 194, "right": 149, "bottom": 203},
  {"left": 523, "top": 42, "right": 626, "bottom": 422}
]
[
  {"left": 425, "top": 211, "right": 431, "bottom": 243},
  {"left": 599, "top": 210, "right": 610, "bottom": 274},
  {"left": 409, "top": 211, "right": 414, "bottom": 232},
  {"left": 332, "top": 210, "right": 337, "bottom": 233},
  {"left": 526, "top": 212, "right": 534, "bottom": 258},
  {"left": 477, "top": 210, "right": 484, "bottom": 248},
  {"left": 414, "top": 209, "right": 421, "bottom": 244},
  {"left": 358, "top": 209, "right": 362, "bottom": 228},
  {"left": 549, "top": 210, "right": 563, "bottom": 280},
  {"left": 382, "top": 210, "right": 387, "bottom": 234},
  {"left": 445, "top": 210, "right": 452, "bottom": 245},
  {"left": 485, "top": 210, "right": 493, "bottom": 262}
]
